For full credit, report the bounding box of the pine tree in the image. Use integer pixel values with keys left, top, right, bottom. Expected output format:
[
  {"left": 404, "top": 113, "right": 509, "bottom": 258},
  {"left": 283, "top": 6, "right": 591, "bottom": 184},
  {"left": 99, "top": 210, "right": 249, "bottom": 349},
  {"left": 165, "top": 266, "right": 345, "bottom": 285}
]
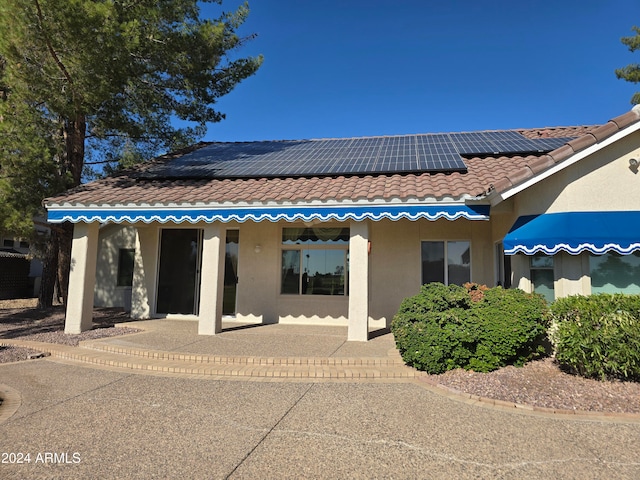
[
  {"left": 616, "top": 26, "right": 640, "bottom": 104},
  {"left": 0, "top": 0, "right": 262, "bottom": 307}
]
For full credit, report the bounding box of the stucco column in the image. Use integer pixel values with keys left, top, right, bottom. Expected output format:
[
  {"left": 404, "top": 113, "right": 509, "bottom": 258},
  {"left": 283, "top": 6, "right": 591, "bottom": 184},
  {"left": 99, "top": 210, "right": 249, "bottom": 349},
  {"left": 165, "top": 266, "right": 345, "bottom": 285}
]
[
  {"left": 198, "top": 224, "right": 226, "bottom": 335},
  {"left": 348, "top": 220, "right": 369, "bottom": 341},
  {"left": 64, "top": 222, "right": 99, "bottom": 334},
  {"left": 554, "top": 252, "right": 590, "bottom": 297},
  {"left": 131, "top": 225, "right": 158, "bottom": 319},
  {"left": 510, "top": 254, "right": 532, "bottom": 293}
]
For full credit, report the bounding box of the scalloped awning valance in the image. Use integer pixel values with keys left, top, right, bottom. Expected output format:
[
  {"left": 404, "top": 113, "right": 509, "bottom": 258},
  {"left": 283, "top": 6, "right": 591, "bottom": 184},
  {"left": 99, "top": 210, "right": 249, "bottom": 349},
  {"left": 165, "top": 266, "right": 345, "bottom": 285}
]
[
  {"left": 504, "top": 212, "right": 640, "bottom": 255},
  {"left": 46, "top": 203, "right": 490, "bottom": 224}
]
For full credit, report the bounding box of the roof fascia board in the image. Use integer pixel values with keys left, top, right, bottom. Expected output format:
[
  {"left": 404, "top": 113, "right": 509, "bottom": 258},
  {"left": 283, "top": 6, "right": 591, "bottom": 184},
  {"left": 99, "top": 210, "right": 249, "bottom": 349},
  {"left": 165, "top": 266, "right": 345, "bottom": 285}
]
[{"left": 489, "top": 121, "right": 640, "bottom": 206}]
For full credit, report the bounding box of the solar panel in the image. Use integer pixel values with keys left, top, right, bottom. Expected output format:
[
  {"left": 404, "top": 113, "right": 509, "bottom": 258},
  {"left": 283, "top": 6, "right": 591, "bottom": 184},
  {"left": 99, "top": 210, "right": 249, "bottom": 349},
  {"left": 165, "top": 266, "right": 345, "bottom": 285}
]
[
  {"left": 528, "top": 137, "right": 573, "bottom": 151},
  {"left": 416, "top": 135, "right": 465, "bottom": 171},
  {"left": 479, "top": 131, "right": 537, "bottom": 153},
  {"left": 141, "top": 136, "right": 466, "bottom": 179},
  {"left": 139, "top": 130, "right": 576, "bottom": 180},
  {"left": 443, "top": 131, "right": 573, "bottom": 156},
  {"left": 448, "top": 132, "right": 501, "bottom": 155}
]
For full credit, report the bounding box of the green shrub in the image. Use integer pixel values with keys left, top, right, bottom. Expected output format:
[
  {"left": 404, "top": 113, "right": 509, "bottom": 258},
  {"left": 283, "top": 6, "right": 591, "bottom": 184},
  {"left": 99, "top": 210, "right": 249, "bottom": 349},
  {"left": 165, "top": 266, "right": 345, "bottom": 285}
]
[
  {"left": 550, "top": 294, "right": 640, "bottom": 380},
  {"left": 391, "top": 283, "right": 549, "bottom": 374},
  {"left": 466, "top": 286, "right": 549, "bottom": 372}
]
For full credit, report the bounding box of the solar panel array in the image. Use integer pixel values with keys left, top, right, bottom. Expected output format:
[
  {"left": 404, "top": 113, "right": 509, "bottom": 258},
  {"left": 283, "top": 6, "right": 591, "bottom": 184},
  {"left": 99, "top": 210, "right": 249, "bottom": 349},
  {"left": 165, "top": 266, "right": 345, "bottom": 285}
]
[{"left": 140, "top": 131, "right": 576, "bottom": 179}]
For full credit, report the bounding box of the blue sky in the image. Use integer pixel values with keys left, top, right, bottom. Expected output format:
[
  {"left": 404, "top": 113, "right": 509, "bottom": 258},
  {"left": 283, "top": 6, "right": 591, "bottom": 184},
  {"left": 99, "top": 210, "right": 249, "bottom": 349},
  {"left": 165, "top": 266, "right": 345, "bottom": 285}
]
[{"left": 200, "top": 0, "right": 640, "bottom": 142}]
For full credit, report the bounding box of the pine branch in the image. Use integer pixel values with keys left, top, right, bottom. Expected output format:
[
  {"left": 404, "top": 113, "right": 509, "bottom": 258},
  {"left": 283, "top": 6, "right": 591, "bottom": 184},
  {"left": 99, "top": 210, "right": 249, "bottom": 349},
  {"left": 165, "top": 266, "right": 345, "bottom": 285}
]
[{"left": 33, "top": 0, "right": 79, "bottom": 109}]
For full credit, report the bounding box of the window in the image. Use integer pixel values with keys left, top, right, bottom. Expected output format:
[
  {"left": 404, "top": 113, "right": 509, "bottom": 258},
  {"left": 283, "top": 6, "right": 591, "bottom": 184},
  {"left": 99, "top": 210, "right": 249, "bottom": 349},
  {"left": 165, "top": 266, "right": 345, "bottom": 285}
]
[
  {"left": 281, "top": 227, "right": 349, "bottom": 296},
  {"left": 2, "top": 239, "right": 13, "bottom": 248},
  {"left": 117, "top": 249, "right": 136, "bottom": 287},
  {"left": 421, "top": 241, "right": 471, "bottom": 285},
  {"left": 19, "top": 240, "right": 29, "bottom": 249},
  {"left": 495, "top": 242, "right": 512, "bottom": 288},
  {"left": 530, "top": 254, "right": 554, "bottom": 303},
  {"left": 590, "top": 251, "right": 640, "bottom": 294}
]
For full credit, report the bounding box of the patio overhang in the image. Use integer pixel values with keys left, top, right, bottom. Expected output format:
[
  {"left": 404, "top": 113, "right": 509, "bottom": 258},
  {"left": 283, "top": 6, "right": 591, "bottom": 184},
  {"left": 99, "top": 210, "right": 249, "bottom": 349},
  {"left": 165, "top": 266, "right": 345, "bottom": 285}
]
[
  {"left": 46, "top": 203, "right": 491, "bottom": 224},
  {"left": 504, "top": 211, "right": 640, "bottom": 255}
]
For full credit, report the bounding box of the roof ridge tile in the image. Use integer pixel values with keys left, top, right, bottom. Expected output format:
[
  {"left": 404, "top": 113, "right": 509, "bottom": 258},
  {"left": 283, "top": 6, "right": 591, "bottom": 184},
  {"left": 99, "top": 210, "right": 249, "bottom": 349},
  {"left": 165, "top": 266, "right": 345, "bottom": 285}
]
[
  {"left": 610, "top": 108, "right": 640, "bottom": 130},
  {"left": 566, "top": 133, "right": 597, "bottom": 153},
  {"left": 590, "top": 121, "right": 619, "bottom": 142}
]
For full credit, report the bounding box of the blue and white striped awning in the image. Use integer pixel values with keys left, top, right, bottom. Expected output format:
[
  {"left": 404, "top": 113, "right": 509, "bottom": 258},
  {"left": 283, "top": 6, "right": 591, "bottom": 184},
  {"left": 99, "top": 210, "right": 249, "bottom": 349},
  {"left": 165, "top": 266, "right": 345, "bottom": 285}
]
[
  {"left": 46, "top": 203, "right": 490, "bottom": 224},
  {"left": 504, "top": 212, "right": 640, "bottom": 255}
]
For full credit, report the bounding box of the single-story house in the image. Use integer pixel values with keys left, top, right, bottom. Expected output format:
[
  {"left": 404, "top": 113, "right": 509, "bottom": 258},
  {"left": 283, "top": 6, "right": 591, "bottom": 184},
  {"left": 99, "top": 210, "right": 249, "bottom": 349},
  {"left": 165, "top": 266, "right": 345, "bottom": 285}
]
[{"left": 44, "top": 107, "right": 640, "bottom": 341}]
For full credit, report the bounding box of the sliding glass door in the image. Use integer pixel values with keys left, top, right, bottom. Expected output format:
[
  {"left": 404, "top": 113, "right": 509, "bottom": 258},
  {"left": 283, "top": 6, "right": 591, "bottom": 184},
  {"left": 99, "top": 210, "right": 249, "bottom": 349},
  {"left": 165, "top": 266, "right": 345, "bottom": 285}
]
[
  {"left": 156, "top": 229, "right": 202, "bottom": 315},
  {"left": 223, "top": 230, "right": 239, "bottom": 315}
]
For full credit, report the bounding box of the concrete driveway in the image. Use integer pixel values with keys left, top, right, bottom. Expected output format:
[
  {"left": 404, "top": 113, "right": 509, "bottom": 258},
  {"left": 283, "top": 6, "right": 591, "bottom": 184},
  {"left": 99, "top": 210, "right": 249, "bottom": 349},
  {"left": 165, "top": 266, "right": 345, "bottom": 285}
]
[{"left": 1, "top": 359, "right": 640, "bottom": 479}]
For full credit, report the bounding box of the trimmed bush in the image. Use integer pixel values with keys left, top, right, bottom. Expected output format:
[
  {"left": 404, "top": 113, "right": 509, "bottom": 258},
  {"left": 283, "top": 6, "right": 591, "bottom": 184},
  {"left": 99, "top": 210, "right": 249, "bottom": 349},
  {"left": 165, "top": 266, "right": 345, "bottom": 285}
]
[
  {"left": 550, "top": 294, "right": 640, "bottom": 381},
  {"left": 391, "top": 283, "right": 549, "bottom": 374}
]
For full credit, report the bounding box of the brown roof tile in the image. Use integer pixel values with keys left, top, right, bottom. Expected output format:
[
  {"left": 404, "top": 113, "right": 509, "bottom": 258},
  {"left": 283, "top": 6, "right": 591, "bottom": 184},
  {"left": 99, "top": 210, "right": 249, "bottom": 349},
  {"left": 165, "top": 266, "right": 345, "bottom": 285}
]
[
  {"left": 548, "top": 144, "right": 576, "bottom": 164},
  {"left": 527, "top": 155, "right": 555, "bottom": 175},
  {"left": 488, "top": 107, "right": 640, "bottom": 196},
  {"left": 517, "top": 125, "right": 599, "bottom": 139},
  {"left": 611, "top": 109, "right": 640, "bottom": 129},
  {"left": 566, "top": 133, "right": 597, "bottom": 153},
  {"left": 590, "top": 122, "right": 619, "bottom": 142},
  {"left": 491, "top": 177, "right": 514, "bottom": 194}
]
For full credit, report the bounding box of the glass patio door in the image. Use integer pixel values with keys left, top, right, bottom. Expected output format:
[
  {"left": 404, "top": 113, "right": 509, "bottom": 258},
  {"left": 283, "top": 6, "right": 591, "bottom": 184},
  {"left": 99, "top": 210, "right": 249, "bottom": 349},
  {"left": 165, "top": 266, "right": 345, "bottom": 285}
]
[
  {"left": 223, "top": 230, "right": 239, "bottom": 315},
  {"left": 156, "top": 229, "right": 202, "bottom": 315}
]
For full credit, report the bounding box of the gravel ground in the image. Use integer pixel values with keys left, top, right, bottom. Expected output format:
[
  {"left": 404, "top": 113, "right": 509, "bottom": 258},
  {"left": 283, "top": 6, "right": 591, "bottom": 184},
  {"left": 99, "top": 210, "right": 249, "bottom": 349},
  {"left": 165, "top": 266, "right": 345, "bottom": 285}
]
[
  {"left": 1, "top": 299, "right": 639, "bottom": 414},
  {"left": 0, "top": 298, "right": 140, "bottom": 363},
  {"left": 429, "top": 358, "right": 640, "bottom": 414}
]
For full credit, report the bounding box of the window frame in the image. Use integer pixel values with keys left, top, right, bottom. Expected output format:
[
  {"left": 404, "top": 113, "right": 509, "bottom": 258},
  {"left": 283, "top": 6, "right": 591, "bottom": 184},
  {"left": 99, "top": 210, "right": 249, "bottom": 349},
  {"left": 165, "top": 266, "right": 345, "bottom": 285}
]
[
  {"left": 494, "top": 242, "right": 512, "bottom": 288},
  {"left": 421, "top": 239, "right": 472, "bottom": 286},
  {"left": 530, "top": 253, "right": 555, "bottom": 302}
]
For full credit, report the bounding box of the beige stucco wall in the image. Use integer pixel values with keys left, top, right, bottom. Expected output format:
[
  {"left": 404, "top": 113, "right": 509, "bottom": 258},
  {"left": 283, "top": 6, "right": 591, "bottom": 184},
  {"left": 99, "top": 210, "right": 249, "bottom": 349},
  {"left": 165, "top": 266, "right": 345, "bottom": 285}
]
[
  {"left": 368, "top": 217, "right": 495, "bottom": 327},
  {"left": 118, "top": 214, "right": 508, "bottom": 327},
  {"left": 131, "top": 224, "right": 159, "bottom": 319},
  {"left": 94, "top": 224, "right": 137, "bottom": 309},
  {"left": 197, "top": 216, "right": 495, "bottom": 329},
  {"left": 233, "top": 221, "right": 350, "bottom": 326},
  {"left": 515, "top": 130, "right": 640, "bottom": 216},
  {"left": 232, "top": 220, "right": 280, "bottom": 324}
]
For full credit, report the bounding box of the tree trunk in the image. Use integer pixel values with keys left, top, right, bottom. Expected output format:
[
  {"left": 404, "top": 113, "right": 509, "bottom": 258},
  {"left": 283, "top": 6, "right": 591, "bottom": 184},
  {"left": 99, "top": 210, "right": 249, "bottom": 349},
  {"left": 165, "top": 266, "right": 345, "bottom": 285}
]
[
  {"left": 65, "top": 115, "right": 86, "bottom": 186},
  {"left": 39, "top": 114, "right": 86, "bottom": 307},
  {"left": 56, "top": 222, "right": 74, "bottom": 305},
  {"left": 56, "top": 115, "right": 86, "bottom": 305},
  {"left": 38, "top": 229, "right": 59, "bottom": 309}
]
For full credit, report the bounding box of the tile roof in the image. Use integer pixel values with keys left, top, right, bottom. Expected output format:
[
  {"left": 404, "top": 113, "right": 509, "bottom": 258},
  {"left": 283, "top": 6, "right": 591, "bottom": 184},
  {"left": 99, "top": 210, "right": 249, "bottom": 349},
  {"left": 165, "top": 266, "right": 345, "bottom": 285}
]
[
  {"left": 44, "top": 109, "right": 640, "bottom": 209},
  {"left": 489, "top": 109, "right": 640, "bottom": 196}
]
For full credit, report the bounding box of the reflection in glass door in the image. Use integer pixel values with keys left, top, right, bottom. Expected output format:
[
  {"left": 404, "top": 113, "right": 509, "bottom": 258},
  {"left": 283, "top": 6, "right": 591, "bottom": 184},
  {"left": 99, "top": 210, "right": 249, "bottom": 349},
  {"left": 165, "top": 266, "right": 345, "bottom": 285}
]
[
  {"left": 223, "top": 230, "right": 239, "bottom": 315},
  {"left": 156, "top": 229, "right": 202, "bottom": 315}
]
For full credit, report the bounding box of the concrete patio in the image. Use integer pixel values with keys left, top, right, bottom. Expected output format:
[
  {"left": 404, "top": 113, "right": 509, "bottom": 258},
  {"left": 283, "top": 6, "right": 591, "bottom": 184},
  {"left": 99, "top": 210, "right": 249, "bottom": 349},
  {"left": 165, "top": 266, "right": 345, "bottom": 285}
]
[{"left": 2, "top": 318, "right": 640, "bottom": 478}]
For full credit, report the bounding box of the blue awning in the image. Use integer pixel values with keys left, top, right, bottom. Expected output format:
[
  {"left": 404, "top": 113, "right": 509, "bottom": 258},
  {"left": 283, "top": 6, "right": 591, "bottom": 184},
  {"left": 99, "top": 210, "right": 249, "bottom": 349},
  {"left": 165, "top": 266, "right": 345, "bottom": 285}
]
[
  {"left": 46, "top": 203, "right": 491, "bottom": 224},
  {"left": 503, "top": 212, "right": 640, "bottom": 255}
]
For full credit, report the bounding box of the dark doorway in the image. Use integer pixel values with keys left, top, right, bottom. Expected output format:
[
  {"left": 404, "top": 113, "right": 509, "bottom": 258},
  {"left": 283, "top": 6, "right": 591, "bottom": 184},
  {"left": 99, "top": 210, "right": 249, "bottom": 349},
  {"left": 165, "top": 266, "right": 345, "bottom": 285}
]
[
  {"left": 223, "top": 230, "right": 239, "bottom": 315},
  {"left": 156, "top": 229, "right": 202, "bottom": 314}
]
